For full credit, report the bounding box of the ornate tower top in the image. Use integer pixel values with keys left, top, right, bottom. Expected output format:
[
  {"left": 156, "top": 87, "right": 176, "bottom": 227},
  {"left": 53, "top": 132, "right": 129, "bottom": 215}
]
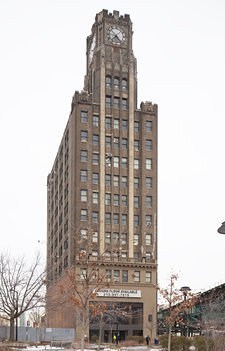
[{"left": 84, "top": 9, "right": 136, "bottom": 106}]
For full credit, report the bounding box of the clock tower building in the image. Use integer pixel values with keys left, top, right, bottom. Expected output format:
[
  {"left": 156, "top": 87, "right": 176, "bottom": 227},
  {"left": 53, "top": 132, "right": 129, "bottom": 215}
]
[{"left": 46, "top": 10, "right": 158, "bottom": 342}]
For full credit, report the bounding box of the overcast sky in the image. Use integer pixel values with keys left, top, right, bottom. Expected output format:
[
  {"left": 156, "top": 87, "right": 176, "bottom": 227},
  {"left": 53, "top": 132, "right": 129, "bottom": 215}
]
[{"left": 1, "top": 0, "right": 225, "bottom": 293}]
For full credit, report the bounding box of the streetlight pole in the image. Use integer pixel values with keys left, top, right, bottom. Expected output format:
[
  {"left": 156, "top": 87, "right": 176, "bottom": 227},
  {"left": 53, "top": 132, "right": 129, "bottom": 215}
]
[{"left": 180, "top": 286, "right": 191, "bottom": 337}]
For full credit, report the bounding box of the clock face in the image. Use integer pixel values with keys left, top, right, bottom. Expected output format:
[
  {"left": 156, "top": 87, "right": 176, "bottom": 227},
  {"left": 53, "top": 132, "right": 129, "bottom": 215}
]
[
  {"left": 108, "top": 27, "right": 125, "bottom": 45},
  {"left": 89, "top": 35, "right": 96, "bottom": 64}
]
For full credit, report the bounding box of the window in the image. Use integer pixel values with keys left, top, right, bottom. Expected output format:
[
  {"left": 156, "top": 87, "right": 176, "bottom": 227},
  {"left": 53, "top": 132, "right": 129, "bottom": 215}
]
[
  {"left": 122, "top": 157, "right": 127, "bottom": 168},
  {"left": 92, "top": 211, "right": 98, "bottom": 223},
  {"left": 106, "top": 76, "right": 111, "bottom": 88},
  {"left": 80, "top": 268, "right": 87, "bottom": 280},
  {"left": 114, "top": 77, "right": 119, "bottom": 89},
  {"left": 105, "top": 193, "right": 111, "bottom": 205},
  {"left": 80, "top": 229, "right": 87, "bottom": 239},
  {"left": 113, "top": 213, "right": 119, "bottom": 225},
  {"left": 81, "top": 189, "right": 87, "bottom": 202},
  {"left": 105, "top": 232, "right": 111, "bottom": 244},
  {"left": 134, "top": 121, "right": 139, "bottom": 132},
  {"left": 146, "top": 120, "right": 152, "bottom": 132},
  {"left": 122, "top": 119, "right": 127, "bottom": 130},
  {"left": 146, "top": 233, "right": 152, "bottom": 246},
  {"left": 121, "top": 252, "right": 127, "bottom": 259},
  {"left": 146, "top": 252, "right": 151, "bottom": 259},
  {"left": 81, "top": 209, "right": 87, "bottom": 221},
  {"left": 105, "top": 136, "right": 111, "bottom": 148},
  {"left": 146, "top": 215, "right": 152, "bottom": 226},
  {"left": 113, "top": 270, "right": 120, "bottom": 282},
  {"left": 93, "top": 115, "right": 99, "bottom": 127},
  {"left": 122, "top": 270, "right": 128, "bottom": 282},
  {"left": 134, "top": 140, "right": 139, "bottom": 151},
  {"left": 122, "top": 78, "right": 127, "bottom": 91},
  {"left": 122, "top": 176, "right": 127, "bottom": 187},
  {"left": 106, "top": 269, "right": 112, "bottom": 280},
  {"left": 81, "top": 150, "right": 88, "bottom": 162},
  {"left": 92, "top": 153, "right": 99, "bottom": 165},
  {"left": 134, "top": 159, "right": 139, "bottom": 170},
  {"left": 114, "top": 97, "right": 119, "bottom": 109},
  {"left": 113, "top": 194, "right": 119, "bottom": 206},
  {"left": 113, "top": 175, "right": 119, "bottom": 187},
  {"left": 92, "top": 250, "right": 98, "bottom": 258},
  {"left": 81, "top": 130, "right": 88, "bottom": 142},
  {"left": 146, "top": 158, "right": 152, "bottom": 170},
  {"left": 134, "top": 196, "right": 139, "bottom": 208},
  {"left": 114, "top": 137, "right": 119, "bottom": 148},
  {"left": 134, "top": 215, "right": 139, "bottom": 227},
  {"left": 134, "top": 234, "right": 139, "bottom": 245},
  {"left": 106, "top": 116, "right": 112, "bottom": 128},
  {"left": 92, "top": 192, "right": 98, "bottom": 204},
  {"left": 134, "top": 271, "right": 140, "bottom": 282},
  {"left": 81, "top": 111, "right": 88, "bottom": 123},
  {"left": 106, "top": 154, "right": 111, "bottom": 167},
  {"left": 122, "top": 233, "right": 127, "bottom": 245},
  {"left": 134, "top": 177, "right": 139, "bottom": 189},
  {"left": 114, "top": 119, "right": 119, "bottom": 129},
  {"left": 105, "top": 174, "right": 111, "bottom": 186},
  {"left": 146, "top": 196, "right": 152, "bottom": 207},
  {"left": 122, "top": 214, "right": 127, "bottom": 225},
  {"left": 146, "top": 271, "right": 151, "bottom": 283},
  {"left": 81, "top": 170, "right": 87, "bottom": 182},
  {"left": 146, "top": 177, "right": 152, "bottom": 189},
  {"left": 105, "top": 212, "right": 111, "bottom": 224},
  {"left": 122, "top": 138, "right": 128, "bottom": 149},
  {"left": 122, "top": 98, "right": 128, "bottom": 110},
  {"left": 93, "top": 134, "right": 99, "bottom": 146},
  {"left": 114, "top": 156, "right": 119, "bottom": 168},
  {"left": 146, "top": 139, "right": 152, "bottom": 151},
  {"left": 106, "top": 96, "right": 111, "bottom": 107},
  {"left": 122, "top": 195, "right": 127, "bottom": 206},
  {"left": 113, "top": 232, "right": 119, "bottom": 243},
  {"left": 134, "top": 252, "right": 139, "bottom": 260},
  {"left": 92, "top": 231, "right": 98, "bottom": 243},
  {"left": 92, "top": 173, "right": 99, "bottom": 185}
]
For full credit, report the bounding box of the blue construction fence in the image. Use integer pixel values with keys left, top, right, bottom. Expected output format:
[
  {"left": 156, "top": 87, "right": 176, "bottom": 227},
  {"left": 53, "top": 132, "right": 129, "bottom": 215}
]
[{"left": 0, "top": 326, "right": 75, "bottom": 343}]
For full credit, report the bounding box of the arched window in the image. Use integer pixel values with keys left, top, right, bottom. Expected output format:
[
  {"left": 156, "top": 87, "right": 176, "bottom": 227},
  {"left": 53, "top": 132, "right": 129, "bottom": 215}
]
[
  {"left": 106, "top": 76, "right": 111, "bottom": 88},
  {"left": 122, "top": 78, "right": 128, "bottom": 91}
]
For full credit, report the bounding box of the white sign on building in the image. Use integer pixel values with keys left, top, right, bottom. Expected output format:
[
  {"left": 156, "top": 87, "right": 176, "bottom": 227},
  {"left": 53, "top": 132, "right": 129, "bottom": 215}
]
[{"left": 95, "top": 289, "right": 141, "bottom": 298}]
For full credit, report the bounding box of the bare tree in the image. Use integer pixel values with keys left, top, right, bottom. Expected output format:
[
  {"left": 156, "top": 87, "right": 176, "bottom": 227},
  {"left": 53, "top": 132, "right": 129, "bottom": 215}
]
[
  {"left": 0, "top": 252, "right": 45, "bottom": 341},
  {"left": 194, "top": 285, "right": 225, "bottom": 351},
  {"left": 58, "top": 230, "right": 115, "bottom": 351},
  {"left": 89, "top": 301, "right": 128, "bottom": 344},
  {"left": 158, "top": 274, "right": 196, "bottom": 351}
]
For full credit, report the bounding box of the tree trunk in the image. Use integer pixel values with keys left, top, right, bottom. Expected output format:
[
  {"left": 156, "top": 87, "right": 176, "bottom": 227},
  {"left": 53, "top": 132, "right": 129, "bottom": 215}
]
[
  {"left": 81, "top": 316, "right": 85, "bottom": 351},
  {"left": 168, "top": 324, "right": 172, "bottom": 351},
  {"left": 9, "top": 317, "right": 14, "bottom": 341}
]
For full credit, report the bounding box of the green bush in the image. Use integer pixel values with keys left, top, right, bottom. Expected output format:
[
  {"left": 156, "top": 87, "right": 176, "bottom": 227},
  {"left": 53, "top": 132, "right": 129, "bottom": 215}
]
[{"left": 159, "top": 335, "right": 191, "bottom": 351}]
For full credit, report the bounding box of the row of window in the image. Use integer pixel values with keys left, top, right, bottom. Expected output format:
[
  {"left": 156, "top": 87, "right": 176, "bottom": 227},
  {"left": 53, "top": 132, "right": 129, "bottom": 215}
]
[
  {"left": 81, "top": 170, "right": 152, "bottom": 189},
  {"left": 106, "top": 96, "right": 127, "bottom": 109},
  {"left": 81, "top": 190, "right": 152, "bottom": 208},
  {"left": 81, "top": 151, "right": 153, "bottom": 170},
  {"left": 81, "top": 111, "right": 152, "bottom": 132},
  {"left": 106, "top": 76, "right": 128, "bottom": 90},
  {"left": 81, "top": 132, "right": 152, "bottom": 151},
  {"left": 80, "top": 209, "right": 152, "bottom": 226},
  {"left": 80, "top": 267, "right": 152, "bottom": 283},
  {"left": 79, "top": 229, "right": 152, "bottom": 246}
]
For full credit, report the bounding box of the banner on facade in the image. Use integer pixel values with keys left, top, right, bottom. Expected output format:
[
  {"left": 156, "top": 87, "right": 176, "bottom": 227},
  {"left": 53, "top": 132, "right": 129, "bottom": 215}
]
[{"left": 94, "top": 289, "right": 141, "bottom": 298}]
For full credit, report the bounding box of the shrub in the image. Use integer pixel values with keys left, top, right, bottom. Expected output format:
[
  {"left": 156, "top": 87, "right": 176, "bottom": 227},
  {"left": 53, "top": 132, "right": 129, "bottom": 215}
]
[
  {"left": 126, "top": 336, "right": 145, "bottom": 344},
  {"left": 91, "top": 334, "right": 98, "bottom": 343}
]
